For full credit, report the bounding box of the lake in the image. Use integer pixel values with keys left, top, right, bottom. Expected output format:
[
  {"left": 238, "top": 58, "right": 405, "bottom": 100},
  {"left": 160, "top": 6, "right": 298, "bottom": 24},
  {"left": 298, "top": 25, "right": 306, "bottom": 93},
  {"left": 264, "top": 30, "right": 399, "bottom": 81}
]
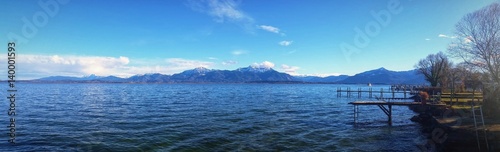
[{"left": 0, "top": 83, "right": 426, "bottom": 151}]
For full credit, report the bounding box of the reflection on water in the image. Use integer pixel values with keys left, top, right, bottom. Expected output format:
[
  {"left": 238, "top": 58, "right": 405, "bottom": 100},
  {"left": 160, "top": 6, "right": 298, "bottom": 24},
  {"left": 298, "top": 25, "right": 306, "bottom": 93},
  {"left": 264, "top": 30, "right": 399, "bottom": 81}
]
[{"left": 0, "top": 83, "right": 424, "bottom": 151}]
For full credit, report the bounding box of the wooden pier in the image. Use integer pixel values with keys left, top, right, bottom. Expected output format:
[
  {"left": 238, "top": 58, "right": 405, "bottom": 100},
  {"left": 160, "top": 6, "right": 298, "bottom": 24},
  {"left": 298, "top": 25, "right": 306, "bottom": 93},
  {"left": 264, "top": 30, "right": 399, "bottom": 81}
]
[
  {"left": 337, "top": 87, "right": 418, "bottom": 99},
  {"left": 349, "top": 101, "right": 446, "bottom": 124}
]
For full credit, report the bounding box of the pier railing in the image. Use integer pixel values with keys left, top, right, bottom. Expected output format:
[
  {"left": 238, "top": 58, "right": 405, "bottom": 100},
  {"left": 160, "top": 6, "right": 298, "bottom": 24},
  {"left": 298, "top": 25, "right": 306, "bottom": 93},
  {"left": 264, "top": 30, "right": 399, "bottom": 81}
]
[{"left": 336, "top": 87, "right": 419, "bottom": 99}]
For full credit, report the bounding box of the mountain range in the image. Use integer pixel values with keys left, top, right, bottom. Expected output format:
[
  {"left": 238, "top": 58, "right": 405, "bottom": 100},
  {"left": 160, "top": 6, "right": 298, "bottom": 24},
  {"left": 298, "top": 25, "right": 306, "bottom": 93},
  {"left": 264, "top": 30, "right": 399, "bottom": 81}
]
[{"left": 31, "top": 67, "right": 427, "bottom": 84}]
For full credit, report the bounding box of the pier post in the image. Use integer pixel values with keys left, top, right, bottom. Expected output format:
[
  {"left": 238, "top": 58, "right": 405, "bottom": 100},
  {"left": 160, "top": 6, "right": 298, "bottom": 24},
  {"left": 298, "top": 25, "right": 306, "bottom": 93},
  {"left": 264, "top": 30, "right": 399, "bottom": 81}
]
[
  {"left": 404, "top": 89, "right": 407, "bottom": 98},
  {"left": 369, "top": 88, "right": 372, "bottom": 98},
  {"left": 337, "top": 87, "right": 341, "bottom": 97},
  {"left": 380, "top": 88, "right": 383, "bottom": 98},
  {"left": 353, "top": 105, "right": 357, "bottom": 123},
  {"left": 388, "top": 105, "right": 392, "bottom": 124},
  {"left": 358, "top": 88, "right": 361, "bottom": 98},
  {"left": 392, "top": 88, "right": 395, "bottom": 99},
  {"left": 347, "top": 87, "right": 351, "bottom": 98},
  {"left": 376, "top": 104, "right": 393, "bottom": 125}
]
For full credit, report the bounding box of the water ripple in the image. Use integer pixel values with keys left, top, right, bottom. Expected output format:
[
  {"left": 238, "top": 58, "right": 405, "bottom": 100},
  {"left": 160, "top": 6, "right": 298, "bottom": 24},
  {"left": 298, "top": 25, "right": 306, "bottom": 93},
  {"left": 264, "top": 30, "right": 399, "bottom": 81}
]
[{"left": 1, "top": 83, "right": 423, "bottom": 151}]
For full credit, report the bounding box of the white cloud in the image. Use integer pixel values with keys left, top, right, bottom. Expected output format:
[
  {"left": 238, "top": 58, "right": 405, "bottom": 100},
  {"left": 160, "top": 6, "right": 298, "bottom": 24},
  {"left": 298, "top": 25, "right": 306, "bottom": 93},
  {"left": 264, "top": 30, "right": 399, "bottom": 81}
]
[
  {"left": 3, "top": 54, "right": 214, "bottom": 79},
  {"left": 464, "top": 36, "right": 473, "bottom": 43},
  {"left": 165, "top": 58, "right": 213, "bottom": 68},
  {"left": 279, "top": 40, "right": 293, "bottom": 46},
  {"left": 231, "top": 50, "right": 247, "bottom": 56},
  {"left": 188, "top": 0, "right": 254, "bottom": 24},
  {"left": 286, "top": 50, "right": 297, "bottom": 54},
  {"left": 222, "top": 60, "right": 238, "bottom": 65},
  {"left": 259, "top": 25, "right": 280, "bottom": 33},
  {"left": 281, "top": 64, "right": 300, "bottom": 75},
  {"left": 425, "top": 38, "right": 431, "bottom": 41},
  {"left": 208, "top": 57, "right": 218, "bottom": 60},
  {"left": 251, "top": 61, "right": 275, "bottom": 69},
  {"left": 438, "top": 34, "right": 457, "bottom": 39},
  {"left": 188, "top": 1, "right": 291, "bottom": 34}
]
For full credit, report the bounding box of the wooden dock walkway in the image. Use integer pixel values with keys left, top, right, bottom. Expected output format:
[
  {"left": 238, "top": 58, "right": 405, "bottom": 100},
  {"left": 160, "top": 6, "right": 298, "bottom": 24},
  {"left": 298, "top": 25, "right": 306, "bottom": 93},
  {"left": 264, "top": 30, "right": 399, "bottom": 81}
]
[{"left": 349, "top": 101, "right": 447, "bottom": 124}]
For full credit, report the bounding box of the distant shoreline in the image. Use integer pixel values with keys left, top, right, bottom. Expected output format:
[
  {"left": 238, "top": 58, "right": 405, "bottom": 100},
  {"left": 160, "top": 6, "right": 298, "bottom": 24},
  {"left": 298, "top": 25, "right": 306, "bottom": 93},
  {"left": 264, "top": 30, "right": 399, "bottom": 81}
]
[
  {"left": 4, "top": 80, "right": 405, "bottom": 85},
  {"left": 6, "top": 67, "right": 427, "bottom": 85}
]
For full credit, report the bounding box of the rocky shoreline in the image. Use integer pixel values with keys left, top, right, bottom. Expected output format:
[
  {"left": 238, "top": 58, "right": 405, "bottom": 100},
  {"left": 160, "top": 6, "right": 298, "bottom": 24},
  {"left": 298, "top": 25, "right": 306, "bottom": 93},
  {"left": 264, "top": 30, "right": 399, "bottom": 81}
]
[{"left": 409, "top": 105, "right": 500, "bottom": 151}]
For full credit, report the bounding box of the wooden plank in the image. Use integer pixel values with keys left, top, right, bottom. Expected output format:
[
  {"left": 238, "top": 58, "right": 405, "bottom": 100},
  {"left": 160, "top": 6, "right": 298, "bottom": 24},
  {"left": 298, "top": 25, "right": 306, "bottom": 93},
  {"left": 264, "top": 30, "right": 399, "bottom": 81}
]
[
  {"left": 441, "top": 93, "right": 482, "bottom": 95},
  {"left": 438, "top": 96, "right": 483, "bottom": 98},
  {"left": 442, "top": 99, "right": 483, "bottom": 103},
  {"left": 348, "top": 101, "right": 446, "bottom": 106}
]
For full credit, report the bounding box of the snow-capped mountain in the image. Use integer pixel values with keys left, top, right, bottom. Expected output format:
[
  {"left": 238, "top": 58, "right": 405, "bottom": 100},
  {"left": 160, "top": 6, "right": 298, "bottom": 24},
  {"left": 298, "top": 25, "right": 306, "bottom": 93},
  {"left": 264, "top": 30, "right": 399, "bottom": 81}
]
[
  {"left": 237, "top": 66, "right": 273, "bottom": 73},
  {"left": 81, "top": 74, "right": 104, "bottom": 80},
  {"left": 180, "top": 67, "right": 213, "bottom": 75}
]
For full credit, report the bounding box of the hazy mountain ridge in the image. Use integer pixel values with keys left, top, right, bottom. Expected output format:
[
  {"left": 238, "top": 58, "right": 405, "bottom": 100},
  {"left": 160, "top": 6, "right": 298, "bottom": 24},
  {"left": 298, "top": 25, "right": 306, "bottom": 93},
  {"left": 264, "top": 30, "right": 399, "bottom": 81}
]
[
  {"left": 31, "top": 67, "right": 427, "bottom": 84},
  {"left": 36, "top": 74, "right": 105, "bottom": 81},
  {"left": 294, "top": 75, "right": 350, "bottom": 83},
  {"left": 338, "top": 67, "right": 426, "bottom": 84}
]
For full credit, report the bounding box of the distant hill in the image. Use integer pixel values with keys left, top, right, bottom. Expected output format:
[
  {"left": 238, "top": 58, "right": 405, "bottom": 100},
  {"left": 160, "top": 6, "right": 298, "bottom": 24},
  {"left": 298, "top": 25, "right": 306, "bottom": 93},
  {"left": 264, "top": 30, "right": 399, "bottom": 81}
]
[
  {"left": 98, "top": 76, "right": 126, "bottom": 82},
  {"left": 33, "top": 66, "right": 297, "bottom": 83},
  {"left": 337, "top": 67, "right": 427, "bottom": 84},
  {"left": 126, "top": 73, "right": 170, "bottom": 83},
  {"left": 295, "top": 75, "right": 349, "bottom": 83},
  {"left": 36, "top": 74, "right": 104, "bottom": 81},
  {"left": 31, "top": 67, "right": 427, "bottom": 84}
]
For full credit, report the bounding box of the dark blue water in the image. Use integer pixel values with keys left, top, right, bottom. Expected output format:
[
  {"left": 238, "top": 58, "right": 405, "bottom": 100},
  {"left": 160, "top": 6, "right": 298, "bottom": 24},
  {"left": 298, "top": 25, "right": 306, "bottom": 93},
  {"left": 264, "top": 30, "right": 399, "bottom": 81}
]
[{"left": 0, "top": 83, "right": 425, "bottom": 151}]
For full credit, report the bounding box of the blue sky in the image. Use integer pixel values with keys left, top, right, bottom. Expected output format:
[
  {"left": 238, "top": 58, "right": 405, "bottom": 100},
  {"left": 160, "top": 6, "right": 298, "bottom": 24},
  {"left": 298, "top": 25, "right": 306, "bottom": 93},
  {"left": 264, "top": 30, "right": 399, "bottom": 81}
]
[{"left": 1, "top": 0, "right": 497, "bottom": 79}]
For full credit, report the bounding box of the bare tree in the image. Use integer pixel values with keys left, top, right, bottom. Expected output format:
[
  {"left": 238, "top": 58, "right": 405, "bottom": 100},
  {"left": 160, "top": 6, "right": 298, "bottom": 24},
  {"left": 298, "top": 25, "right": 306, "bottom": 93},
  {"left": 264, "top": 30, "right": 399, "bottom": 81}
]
[
  {"left": 415, "top": 52, "right": 453, "bottom": 87},
  {"left": 449, "top": 3, "right": 500, "bottom": 115},
  {"left": 446, "top": 65, "right": 465, "bottom": 92},
  {"left": 446, "top": 63, "right": 483, "bottom": 92},
  {"left": 449, "top": 3, "right": 500, "bottom": 84}
]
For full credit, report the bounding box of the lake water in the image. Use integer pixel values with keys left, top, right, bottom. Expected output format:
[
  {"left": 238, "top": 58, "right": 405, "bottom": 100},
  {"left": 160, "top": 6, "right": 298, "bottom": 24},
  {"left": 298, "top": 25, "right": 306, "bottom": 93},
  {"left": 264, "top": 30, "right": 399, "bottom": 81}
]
[{"left": 0, "top": 83, "right": 426, "bottom": 151}]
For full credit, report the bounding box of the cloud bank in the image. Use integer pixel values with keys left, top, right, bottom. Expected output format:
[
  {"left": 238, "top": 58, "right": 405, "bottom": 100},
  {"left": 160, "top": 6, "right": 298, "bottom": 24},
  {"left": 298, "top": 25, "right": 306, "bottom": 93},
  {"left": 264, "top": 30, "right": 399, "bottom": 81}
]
[{"left": 2, "top": 54, "right": 214, "bottom": 79}]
